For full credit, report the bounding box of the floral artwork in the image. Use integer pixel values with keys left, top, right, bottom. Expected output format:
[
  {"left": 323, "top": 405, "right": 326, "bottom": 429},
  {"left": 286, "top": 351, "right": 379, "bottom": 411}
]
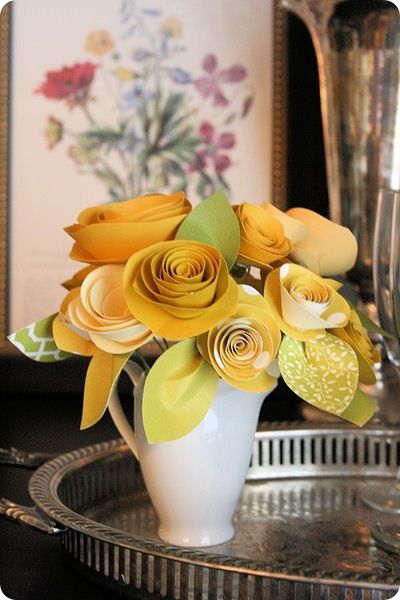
[{"left": 35, "top": 1, "right": 254, "bottom": 202}]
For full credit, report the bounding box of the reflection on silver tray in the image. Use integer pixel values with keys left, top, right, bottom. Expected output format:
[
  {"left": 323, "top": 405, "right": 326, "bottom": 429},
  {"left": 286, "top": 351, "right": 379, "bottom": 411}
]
[{"left": 29, "top": 423, "right": 400, "bottom": 599}]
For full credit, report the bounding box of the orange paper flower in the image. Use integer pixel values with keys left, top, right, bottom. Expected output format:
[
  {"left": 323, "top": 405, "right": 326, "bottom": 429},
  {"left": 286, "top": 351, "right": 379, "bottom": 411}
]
[
  {"left": 65, "top": 192, "right": 191, "bottom": 264},
  {"left": 124, "top": 240, "right": 238, "bottom": 339}
]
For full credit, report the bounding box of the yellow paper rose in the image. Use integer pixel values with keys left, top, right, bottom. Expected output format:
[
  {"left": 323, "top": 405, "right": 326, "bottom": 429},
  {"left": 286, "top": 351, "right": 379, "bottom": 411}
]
[
  {"left": 124, "top": 240, "right": 238, "bottom": 339},
  {"left": 332, "top": 309, "right": 381, "bottom": 384},
  {"left": 65, "top": 192, "right": 191, "bottom": 264},
  {"left": 264, "top": 263, "right": 350, "bottom": 340},
  {"left": 197, "top": 285, "right": 281, "bottom": 392},
  {"left": 234, "top": 203, "right": 293, "bottom": 268},
  {"left": 286, "top": 207, "right": 358, "bottom": 276},
  {"left": 54, "top": 265, "right": 152, "bottom": 354}
]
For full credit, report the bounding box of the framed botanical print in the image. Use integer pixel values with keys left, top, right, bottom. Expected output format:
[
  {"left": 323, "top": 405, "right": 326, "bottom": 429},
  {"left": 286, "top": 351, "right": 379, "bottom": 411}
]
[{"left": 0, "top": 0, "right": 287, "bottom": 346}]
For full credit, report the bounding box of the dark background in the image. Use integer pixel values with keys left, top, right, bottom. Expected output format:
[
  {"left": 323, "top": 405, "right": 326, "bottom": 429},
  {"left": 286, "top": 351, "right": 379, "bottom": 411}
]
[{"left": 0, "top": 13, "right": 331, "bottom": 600}]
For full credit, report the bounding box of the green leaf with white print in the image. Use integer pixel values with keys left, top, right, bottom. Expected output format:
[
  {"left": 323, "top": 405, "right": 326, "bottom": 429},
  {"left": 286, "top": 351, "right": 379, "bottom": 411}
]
[
  {"left": 279, "top": 333, "right": 375, "bottom": 425},
  {"left": 7, "top": 314, "right": 71, "bottom": 362}
]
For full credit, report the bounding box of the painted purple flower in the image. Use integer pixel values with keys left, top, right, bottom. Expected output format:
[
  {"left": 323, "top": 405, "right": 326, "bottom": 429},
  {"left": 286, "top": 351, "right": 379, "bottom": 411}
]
[
  {"left": 199, "top": 122, "right": 214, "bottom": 143},
  {"left": 188, "top": 151, "right": 207, "bottom": 173},
  {"left": 189, "top": 121, "right": 236, "bottom": 174},
  {"left": 194, "top": 54, "right": 247, "bottom": 106},
  {"left": 123, "top": 82, "right": 154, "bottom": 109},
  {"left": 168, "top": 68, "right": 192, "bottom": 84},
  {"left": 214, "top": 154, "right": 231, "bottom": 174},
  {"left": 132, "top": 48, "right": 155, "bottom": 62}
]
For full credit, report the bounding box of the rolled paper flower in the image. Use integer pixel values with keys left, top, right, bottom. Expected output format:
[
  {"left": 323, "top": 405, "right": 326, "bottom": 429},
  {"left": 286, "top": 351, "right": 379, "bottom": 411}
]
[
  {"left": 261, "top": 202, "right": 308, "bottom": 244},
  {"left": 286, "top": 207, "right": 358, "bottom": 276},
  {"left": 332, "top": 309, "right": 381, "bottom": 385},
  {"left": 234, "top": 203, "right": 293, "bottom": 268},
  {"left": 264, "top": 263, "right": 350, "bottom": 341},
  {"left": 65, "top": 192, "right": 191, "bottom": 264},
  {"left": 197, "top": 284, "right": 281, "bottom": 392},
  {"left": 55, "top": 265, "right": 153, "bottom": 354},
  {"left": 124, "top": 240, "right": 238, "bottom": 339}
]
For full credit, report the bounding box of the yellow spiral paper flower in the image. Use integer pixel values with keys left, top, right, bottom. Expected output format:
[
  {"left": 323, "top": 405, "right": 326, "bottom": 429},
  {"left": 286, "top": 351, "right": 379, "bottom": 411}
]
[
  {"left": 264, "top": 263, "right": 350, "bottom": 341},
  {"left": 332, "top": 309, "right": 381, "bottom": 384},
  {"left": 65, "top": 192, "right": 191, "bottom": 264},
  {"left": 234, "top": 203, "right": 293, "bottom": 268},
  {"left": 197, "top": 285, "right": 281, "bottom": 392},
  {"left": 124, "top": 240, "right": 238, "bottom": 339},
  {"left": 54, "top": 265, "right": 152, "bottom": 354}
]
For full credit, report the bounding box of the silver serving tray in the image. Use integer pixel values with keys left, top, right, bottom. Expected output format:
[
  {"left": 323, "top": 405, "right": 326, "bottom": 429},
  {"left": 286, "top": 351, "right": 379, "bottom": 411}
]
[{"left": 17, "top": 424, "right": 400, "bottom": 598}]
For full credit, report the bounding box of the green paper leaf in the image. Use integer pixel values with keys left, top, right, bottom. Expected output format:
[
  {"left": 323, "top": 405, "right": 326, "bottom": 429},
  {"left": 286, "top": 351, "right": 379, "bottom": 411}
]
[
  {"left": 143, "top": 338, "right": 219, "bottom": 443},
  {"left": 340, "top": 389, "right": 376, "bottom": 426},
  {"left": 81, "top": 349, "right": 132, "bottom": 429},
  {"left": 279, "top": 334, "right": 364, "bottom": 421},
  {"left": 347, "top": 300, "right": 394, "bottom": 339},
  {"left": 7, "top": 314, "right": 71, "bottom": 362},
  {"left": 175, "top": 190, "right": 240, "bottom": 270}
]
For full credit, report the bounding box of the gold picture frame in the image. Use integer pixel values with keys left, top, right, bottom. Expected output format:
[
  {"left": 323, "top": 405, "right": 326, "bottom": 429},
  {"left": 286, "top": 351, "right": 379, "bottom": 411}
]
[{"left": 0, "top": 1, "right": 287, "bottom": 352}]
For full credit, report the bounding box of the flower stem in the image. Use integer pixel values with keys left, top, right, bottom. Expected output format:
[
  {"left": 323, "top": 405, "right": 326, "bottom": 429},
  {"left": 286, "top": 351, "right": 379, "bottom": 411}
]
[
  {"left": 152, "top": 336, "right": 166, "bottom": 354},
  {"left": 134, "top": 349, "right": 151, "bottom": 373}
]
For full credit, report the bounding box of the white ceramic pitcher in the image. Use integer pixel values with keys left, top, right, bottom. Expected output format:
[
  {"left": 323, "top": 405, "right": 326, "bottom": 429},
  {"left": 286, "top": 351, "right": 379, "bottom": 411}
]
[{"left": 108, "top": 361, "right": 274, "bottom": 547}]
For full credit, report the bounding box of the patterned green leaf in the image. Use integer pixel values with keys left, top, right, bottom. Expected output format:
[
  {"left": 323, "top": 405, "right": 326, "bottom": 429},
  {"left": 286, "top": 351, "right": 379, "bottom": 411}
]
[
  {"left": 7, "top": 315, "right": 71, "bottom": 362},
  {"left": 279, "top": 334, "right": 359, "bottom": 416}
]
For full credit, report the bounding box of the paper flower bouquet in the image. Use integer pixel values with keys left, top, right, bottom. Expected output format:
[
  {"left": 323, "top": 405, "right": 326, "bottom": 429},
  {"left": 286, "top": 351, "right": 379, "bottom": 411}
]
[{"left": 9, "top": 191, "right": 381, "bottom": 442}]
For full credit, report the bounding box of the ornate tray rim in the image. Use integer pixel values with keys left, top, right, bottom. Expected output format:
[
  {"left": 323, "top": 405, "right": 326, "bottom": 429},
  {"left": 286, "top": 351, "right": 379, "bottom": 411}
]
[{"left": 28, "top": 424, "right": 400, "bottom": 591}]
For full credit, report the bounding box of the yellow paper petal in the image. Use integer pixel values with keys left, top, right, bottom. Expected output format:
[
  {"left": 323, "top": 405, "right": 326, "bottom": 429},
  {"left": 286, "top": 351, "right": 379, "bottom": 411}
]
[
  {"left": 62, "top": 266, "right": 96, "bottom": 290},
  {"left": 142, "top": 338, "right": 219, "bottom": 443},
  {"left": 286, "top": 207, "right": 358, "bottom": 276},
  {"left": 65, "top": 192, "right": 191, "bottom": 263},
  {"left": 262, "top": 203, "right": 308, "bottom": 243},
  {"left": 81, "top": 349, "right": 132, "bottom": 429},
  {"left": 53, "top": 314, "right": 95, "bottom": 356},
  {"left": 235, "top": 203, "right": 293, "bottom": 269},
  {"left": 88, "top": 327, "right": 152, "bottom": 354},
  {"left": 332, "top": 310, "right": 380, "bottom": 385}
]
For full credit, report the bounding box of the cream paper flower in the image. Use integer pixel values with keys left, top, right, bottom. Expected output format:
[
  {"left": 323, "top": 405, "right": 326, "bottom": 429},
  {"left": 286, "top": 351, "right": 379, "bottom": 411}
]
[
  {"left": 264, "top": 263, "right": 350, "bottom": 341},
  {"left": 54, "top": 265, "right": 152, "bottom": 354}
]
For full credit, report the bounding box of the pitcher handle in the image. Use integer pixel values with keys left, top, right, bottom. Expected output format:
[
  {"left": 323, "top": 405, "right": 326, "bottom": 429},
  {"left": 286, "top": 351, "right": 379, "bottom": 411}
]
[{"left": 108, "top": 360, "right": 144, "bottom": 462}]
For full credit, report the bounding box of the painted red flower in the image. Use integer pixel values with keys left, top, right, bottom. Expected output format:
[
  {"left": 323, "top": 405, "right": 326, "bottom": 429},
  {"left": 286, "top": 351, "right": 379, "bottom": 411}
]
[
  {"left": 35, "top": 62, "right": 97, "bottom": 107},
  {"left": 194, "top": 54, "right": 247, "bottom": 107}
]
